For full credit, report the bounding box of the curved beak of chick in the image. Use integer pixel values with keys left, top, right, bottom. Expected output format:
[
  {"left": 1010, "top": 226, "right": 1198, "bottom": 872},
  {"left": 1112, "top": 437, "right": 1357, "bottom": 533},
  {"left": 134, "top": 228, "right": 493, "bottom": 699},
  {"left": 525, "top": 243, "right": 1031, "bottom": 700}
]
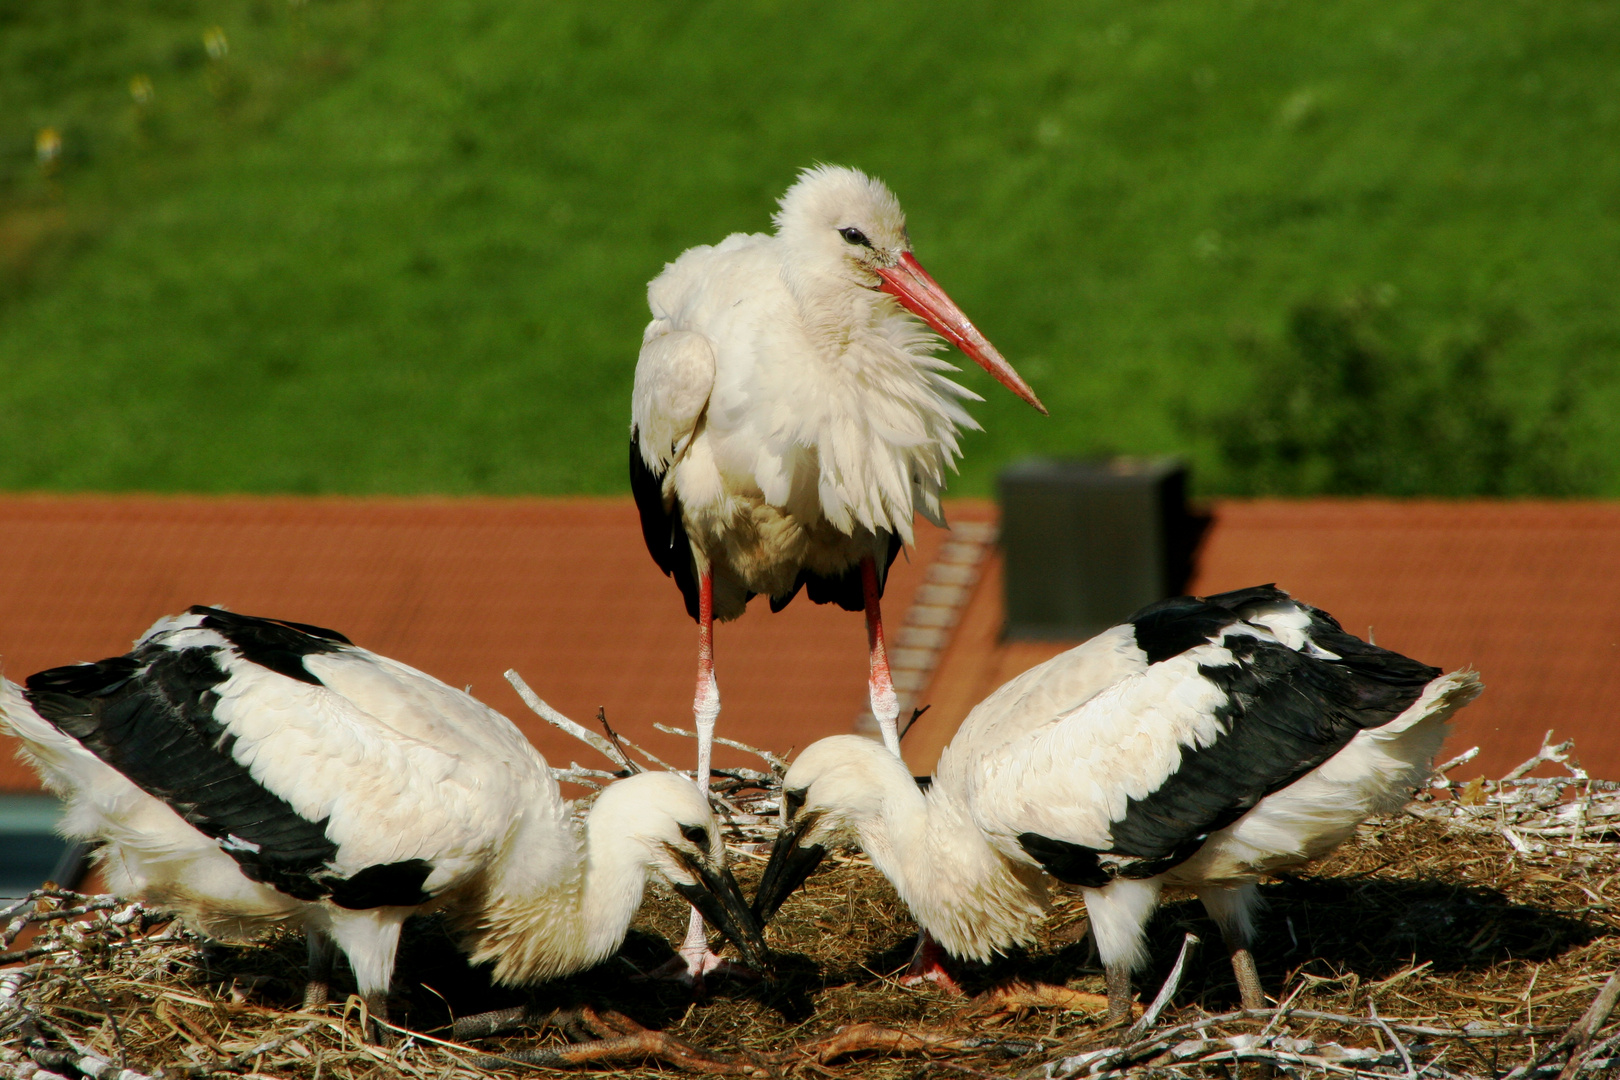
[
  {"left": 672, "top": 849, "right": 774, "bottom": 975},
  {"left": 752, "top": 811, "right": 829, "bottom": 925},
  {"left": 876, "top": 251, "right": 1047, "bottom": 415}
]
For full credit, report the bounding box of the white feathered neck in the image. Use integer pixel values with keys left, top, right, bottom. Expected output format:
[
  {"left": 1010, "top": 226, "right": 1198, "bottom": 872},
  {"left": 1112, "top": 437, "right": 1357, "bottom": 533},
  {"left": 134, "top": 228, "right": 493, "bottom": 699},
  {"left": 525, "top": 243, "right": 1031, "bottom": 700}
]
[
  {"left": 790, "top": 738, "right": 1049, "bottom": 963},
  {"left": 459, "top": 776, "right": 685, "bottom": 985}
]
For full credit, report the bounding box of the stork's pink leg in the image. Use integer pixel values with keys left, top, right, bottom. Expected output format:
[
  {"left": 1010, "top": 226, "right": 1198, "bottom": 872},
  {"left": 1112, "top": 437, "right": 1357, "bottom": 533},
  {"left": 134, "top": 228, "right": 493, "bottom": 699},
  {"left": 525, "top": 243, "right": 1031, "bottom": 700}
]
[
  {"left": 668, "top": 571, "right": 733, "bottom": 988},
  {"left": 693, "top": 569, "right": 720, "bottom": 789},
  {"left": 862, "top": 557, "right": 903, "bottom": 757}
]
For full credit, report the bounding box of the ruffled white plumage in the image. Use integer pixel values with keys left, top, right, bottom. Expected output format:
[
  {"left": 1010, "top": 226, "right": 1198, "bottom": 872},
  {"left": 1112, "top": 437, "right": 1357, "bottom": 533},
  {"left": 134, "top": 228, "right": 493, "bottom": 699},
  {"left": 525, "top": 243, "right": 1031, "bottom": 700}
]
[
  {"left": 630, "top": 168, "right": 993, "bottom": 619},
  {"left": 639, "top": 233, "right": 978, "bottom": 539},
  {"left": 765, "top": 588, "right": 1482, "bottom": 1008},
  {"left": 1, "top": 610, "right": 748, "bottom": 1003}
]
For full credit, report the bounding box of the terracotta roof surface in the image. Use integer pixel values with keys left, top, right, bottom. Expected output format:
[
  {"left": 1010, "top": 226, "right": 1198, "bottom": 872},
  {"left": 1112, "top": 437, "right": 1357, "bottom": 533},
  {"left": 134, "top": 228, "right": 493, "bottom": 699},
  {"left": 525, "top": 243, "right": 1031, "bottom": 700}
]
[
  {"left": 913, "top": 500, "right": 1620, "bottom": 780},
  {"left": 4, "top": 497, "right": 1616, "bottom": 795},
  {"left": 0, "top": 496, "right": 988, "bottom": 793}
]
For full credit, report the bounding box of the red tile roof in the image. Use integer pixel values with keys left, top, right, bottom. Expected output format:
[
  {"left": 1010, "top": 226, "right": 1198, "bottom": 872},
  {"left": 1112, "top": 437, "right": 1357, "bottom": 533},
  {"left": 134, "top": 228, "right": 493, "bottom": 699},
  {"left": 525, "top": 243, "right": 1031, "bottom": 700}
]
[
  {"left": 0, "top": 496, "right": 988, "bottom": 792},
  {"left": 4, "top": 497, "right": 1614, "bottom": 795}
]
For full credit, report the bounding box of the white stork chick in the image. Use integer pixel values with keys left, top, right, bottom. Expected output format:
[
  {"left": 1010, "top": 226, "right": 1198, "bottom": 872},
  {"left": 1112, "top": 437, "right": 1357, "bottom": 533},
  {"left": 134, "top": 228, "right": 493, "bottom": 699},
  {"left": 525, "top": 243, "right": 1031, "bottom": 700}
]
[
  {"left": 631, "top": 164, "right": 1044, "bottom": 976},
  {"left": 1, "top": 607, "right": 768, "bottom": 1039},
  {"left": 753, "top": 585, "right": 1482, "bottom": 1021}
]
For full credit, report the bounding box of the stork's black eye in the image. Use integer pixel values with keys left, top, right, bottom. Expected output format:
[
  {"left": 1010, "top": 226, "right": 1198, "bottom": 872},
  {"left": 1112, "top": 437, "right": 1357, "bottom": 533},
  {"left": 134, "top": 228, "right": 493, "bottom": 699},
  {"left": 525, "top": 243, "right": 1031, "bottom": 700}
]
[
  {"left": 784, "top": 789, "right": 807, "bottom": 821},
  {"left": 680, "top": 825, "right": 710, "bottom": 849},
  {"left": 838, "top": 227, "right": 872, "bottom": 248}
]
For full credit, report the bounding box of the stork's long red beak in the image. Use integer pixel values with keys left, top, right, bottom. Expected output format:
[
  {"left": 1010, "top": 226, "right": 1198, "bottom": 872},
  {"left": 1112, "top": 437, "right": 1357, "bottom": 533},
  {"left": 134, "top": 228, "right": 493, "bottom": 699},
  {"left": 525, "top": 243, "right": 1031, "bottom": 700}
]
[{"left": 877, "top": 252, "right": 1047, "bottom": 415}]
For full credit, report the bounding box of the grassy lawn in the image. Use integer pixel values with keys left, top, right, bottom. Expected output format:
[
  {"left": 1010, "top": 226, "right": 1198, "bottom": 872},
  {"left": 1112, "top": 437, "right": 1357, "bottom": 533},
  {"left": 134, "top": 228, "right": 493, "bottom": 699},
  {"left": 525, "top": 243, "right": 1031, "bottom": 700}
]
[{"left": 2, "top": 0, "right": 1616, "bottom": 495}]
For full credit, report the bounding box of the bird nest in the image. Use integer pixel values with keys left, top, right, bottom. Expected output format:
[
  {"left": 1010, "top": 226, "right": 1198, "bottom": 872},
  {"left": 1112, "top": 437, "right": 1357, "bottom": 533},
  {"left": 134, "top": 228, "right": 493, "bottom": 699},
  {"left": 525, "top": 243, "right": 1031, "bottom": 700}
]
[{"left": 4, "top": 715, "right": 1620, "bottom": 1080}]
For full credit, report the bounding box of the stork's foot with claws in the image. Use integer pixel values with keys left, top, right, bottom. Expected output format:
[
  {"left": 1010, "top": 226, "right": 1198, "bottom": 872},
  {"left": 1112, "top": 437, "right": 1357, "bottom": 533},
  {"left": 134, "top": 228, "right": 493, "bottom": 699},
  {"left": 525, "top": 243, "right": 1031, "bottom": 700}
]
[
  {"left": 462, "top": 1005, "right": 764, "bottom": 1075},
  {"left": 633, "top": 909, "right": 761, "bottom": 993},
  {"left": 898, "top": 931, "right": 966, "bottom": 996},
  {"left": 634, "top": 945, "right": 761, "bottom": 994}
]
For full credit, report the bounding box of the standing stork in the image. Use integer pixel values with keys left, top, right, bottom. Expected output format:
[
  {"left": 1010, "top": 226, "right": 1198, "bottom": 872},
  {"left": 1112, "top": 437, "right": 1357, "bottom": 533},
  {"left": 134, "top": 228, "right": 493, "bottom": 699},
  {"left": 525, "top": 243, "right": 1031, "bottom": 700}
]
[
  {"left": 630, "top": 164, "right": 1043, "bottom": 977},
  {"left": 1, "top": 607, "right": 768, "bottom": 1040},
  {"left": 753, "top": 585, "right": 1482, "bottom": 1020}
]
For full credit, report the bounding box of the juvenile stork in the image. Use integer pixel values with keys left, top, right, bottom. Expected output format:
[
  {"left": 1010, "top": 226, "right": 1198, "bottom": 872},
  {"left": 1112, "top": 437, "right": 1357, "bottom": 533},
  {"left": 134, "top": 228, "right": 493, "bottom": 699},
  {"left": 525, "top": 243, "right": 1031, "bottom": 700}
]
[
  {"left": 753, "top": 585, "right": 1482, "bottom": 1020},
  {"left": 1, "top": 607, "right": 767, "bottom": 1038},
  {"left": 630, "top": 164, "right": 1043, "bottom": 976}
]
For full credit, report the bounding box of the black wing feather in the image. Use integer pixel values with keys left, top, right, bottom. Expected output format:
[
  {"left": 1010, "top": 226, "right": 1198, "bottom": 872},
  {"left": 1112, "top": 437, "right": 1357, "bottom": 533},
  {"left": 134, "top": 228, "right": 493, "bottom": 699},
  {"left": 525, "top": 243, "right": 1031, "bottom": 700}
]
[
  {"left": 630, "top": 434, "right": 701, "bottom": 621},
  {"left": 1021, "top": 588, "right": 1439, "bottom": 886},
  {"left": 25, "top": 624, "right": 431, "bottom": 909},
  {"left": 188, "top": 605, "right": 348, "bottom": 686},
  {"left": 770, "top": 531, "right": 903, "bottom": 614}
]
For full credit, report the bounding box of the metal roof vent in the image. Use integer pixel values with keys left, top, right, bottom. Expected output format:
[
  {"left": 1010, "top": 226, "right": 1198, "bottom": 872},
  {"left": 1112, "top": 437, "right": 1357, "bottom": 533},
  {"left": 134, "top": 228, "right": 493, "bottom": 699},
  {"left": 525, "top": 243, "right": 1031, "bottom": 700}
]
[{"left": 999, "top": 457, "right": 1209, "bottom": 641}]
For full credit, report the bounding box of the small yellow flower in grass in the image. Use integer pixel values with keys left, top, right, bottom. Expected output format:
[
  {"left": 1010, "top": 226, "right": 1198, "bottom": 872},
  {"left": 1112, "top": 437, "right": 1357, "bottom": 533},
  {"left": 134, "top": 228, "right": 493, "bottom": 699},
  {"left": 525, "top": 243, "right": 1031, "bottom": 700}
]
[
  {"left": 35, "top": 127, "right": 62, "bottom": 169},
  {"left": 130, "top": 74, "right": 155, "bottom": 105},
  {"left": 203, "top": 26, "right": 229, "bottom": 60}
]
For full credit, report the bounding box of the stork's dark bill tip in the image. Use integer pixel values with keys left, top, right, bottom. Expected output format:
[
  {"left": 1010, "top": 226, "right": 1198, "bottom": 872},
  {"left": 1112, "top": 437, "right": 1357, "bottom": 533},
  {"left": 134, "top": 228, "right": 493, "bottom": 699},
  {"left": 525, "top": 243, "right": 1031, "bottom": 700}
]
[
  {"left": 752, "top": 815, "right": 828, "bottom": 926},
  {"left": 675, "top": 862, "right": 773, "bottom": 975}
]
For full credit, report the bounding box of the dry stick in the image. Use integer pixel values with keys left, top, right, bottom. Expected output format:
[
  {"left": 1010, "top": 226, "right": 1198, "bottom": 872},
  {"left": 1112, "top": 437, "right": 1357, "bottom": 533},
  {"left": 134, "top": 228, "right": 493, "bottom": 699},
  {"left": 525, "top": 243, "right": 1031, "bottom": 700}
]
[
  {"left": 0, "top": 942, "right": 59, "bottom": 966},
  {"left": 916, "top": 1058, "right": 1019, "bottom": 1080},
  {"left": 0, "top": 965, "right": 33, "bottom": 1016},
  {"left": 504, "top": 669, "right": 633, "bottom": 773},
  {"left": 595, "top": 707, "right": 643, "bottom": 775},
  {"left": 1181, "top": 1042, "right": 1403, "bottom": 1078},
  {"left": 1370, "top": 997, "right": 1417, "bottom": 1080},
  {"left": 170, "top": 1018, "right": 328, "bottom": 1078},
  {"left": 549, "top": 764, "right": 616, "bottom": 788},
  {"left": 1560, "top": 1030, "right": 1620, "bottom": 1080},
  {"left": 1524, "top": 966, "right": 1620, "bottom": 1080},
  {"left": 594, "top": 722, "right": 686, "bottom": 777},
  {"left": 0, "top": 926, "right": 165, "bottom": 968},
  {"left": 3, "top": 896, "right": 134, "bottom": 939},
  {"left": 1432, "top": 745, "right": 1482, "bottom": 779},
  {"left": 1504, "top": 732, "right": 1577, "bottom": 782},
  {"left": 1225, "top": 1007, "right": 1560, "bottom": 1039},
  {"left": 453, "top": 1003, "right": 759, "bottom": 1074},
  {"left": 1260, "top": 980, "right": 1310, "bottom": 1038},
  {"left": 1030, "top": 1006, "right": 1558, "bottom": 1080},
  {"left": 898, "top": 703, "right": 931, "bottom": 742},
  {"left": 66, "top": 971, "right": 127, "bottom": 1071},
  {"left": 27, "top": 1046, "right": 155, "bottom": 1080},
  {"left": 1033, "top": 935, "right": 1204, "bottom": 1080},
  {"left": 654, "top": 723, "right": 788, "bottom": 774},
  {"left": 1124, "top": 932, "right": 1199, "bottom": 1042},
  {"left": 622, "top": 728, "right": 756, "bottom": 818}
]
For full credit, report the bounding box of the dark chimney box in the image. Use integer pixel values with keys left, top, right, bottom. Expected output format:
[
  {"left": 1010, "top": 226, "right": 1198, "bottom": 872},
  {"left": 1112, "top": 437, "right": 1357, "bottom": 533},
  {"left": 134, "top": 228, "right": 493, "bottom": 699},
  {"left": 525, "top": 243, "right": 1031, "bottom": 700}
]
[{"left": 998, "top": 457, "right": 1207, "bottom": 640}]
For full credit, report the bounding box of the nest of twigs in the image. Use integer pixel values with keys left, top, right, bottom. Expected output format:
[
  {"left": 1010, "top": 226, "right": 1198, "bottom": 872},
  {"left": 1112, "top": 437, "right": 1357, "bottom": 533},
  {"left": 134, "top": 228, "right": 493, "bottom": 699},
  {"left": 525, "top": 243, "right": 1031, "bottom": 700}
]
[{"left": 4, "top": 691, "right": 1620, "bottom": 1079}]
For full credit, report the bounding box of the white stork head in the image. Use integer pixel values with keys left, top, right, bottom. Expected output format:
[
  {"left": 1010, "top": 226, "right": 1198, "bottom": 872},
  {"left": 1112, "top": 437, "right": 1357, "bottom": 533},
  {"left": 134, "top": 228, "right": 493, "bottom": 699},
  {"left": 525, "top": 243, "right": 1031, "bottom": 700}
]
[
  {"left": 772, "top": 165, "right": 1047, "bottom": 414},
  {"left": 752, "top": 735, "right": 1048, "bottom": 963},
  {"left": 752, "top": 734, "right": 919, "bottom": 923},
  {"left": 587, "top": 772, "right": 771, "bottom": 971}
]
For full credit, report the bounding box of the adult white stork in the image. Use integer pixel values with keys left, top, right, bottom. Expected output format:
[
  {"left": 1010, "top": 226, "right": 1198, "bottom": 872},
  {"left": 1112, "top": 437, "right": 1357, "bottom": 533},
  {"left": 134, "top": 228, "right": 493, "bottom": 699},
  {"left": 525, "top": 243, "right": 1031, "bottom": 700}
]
[
  {"left": 752, "top": 585, "right": 1482, "bottom": 1021},
  {"left": 1, "top": 606, "right": 768, "bottom": 1039},
  {"left": 630, "top": 164, "right": 1043, "bottom": 976}
]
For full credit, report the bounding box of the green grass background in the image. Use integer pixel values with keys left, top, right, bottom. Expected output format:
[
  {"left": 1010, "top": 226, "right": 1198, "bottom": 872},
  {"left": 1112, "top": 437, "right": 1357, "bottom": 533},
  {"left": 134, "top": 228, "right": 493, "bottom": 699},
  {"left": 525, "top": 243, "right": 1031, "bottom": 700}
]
[{"left": 3, "top": 0, "right": 1616, "bottom": 495}]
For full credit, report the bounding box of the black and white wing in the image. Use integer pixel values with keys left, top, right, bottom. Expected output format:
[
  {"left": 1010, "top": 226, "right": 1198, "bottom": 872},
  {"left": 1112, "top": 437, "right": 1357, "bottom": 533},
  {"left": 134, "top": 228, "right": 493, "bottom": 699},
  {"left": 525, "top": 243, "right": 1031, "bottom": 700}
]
[
  {"left": 13, "top": 606, "right": 566, "bottom": 909},
  {"left": 960, "top": 585, "right": 1441, "bottom": 887},
  {"left": 630, "top": 324, "right": 716, "bottom": 621}
]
